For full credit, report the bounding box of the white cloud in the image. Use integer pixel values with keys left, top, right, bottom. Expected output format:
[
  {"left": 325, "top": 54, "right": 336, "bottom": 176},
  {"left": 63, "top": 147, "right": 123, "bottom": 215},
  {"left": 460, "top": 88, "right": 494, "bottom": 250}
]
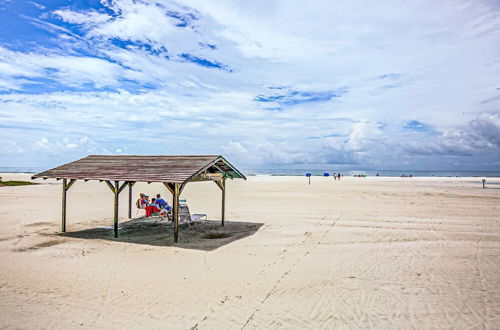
[
  {"left": 53, "top": 9, "right": 111, "bottom": 26},
  {"left": 0, "top": 141, "right": 25, "bottom": 155},
  {"left": 405, "top": 113, "right": 500, "bottom": 157},
  {"left": 344, "top": 121, "right": 383, "bottom": 152},
  {"left": 0, "top": 46, "right": 130, "bottom": 90},
  {"left": 29, "top": 2, "right": 45, "bottom": 10}
]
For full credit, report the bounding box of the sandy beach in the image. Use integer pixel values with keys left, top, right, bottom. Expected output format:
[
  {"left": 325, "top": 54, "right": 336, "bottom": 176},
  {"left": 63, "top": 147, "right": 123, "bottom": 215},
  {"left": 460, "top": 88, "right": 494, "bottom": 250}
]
[{"left": 0, "top": 173, "right": 499, "bottom": 329}]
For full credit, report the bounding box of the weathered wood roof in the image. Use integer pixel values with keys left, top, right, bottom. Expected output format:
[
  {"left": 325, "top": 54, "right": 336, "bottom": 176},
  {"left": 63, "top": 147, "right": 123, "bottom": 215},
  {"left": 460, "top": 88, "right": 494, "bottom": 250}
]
[{"left": 32, "top": 155, "right": 246, "bottom": 183}]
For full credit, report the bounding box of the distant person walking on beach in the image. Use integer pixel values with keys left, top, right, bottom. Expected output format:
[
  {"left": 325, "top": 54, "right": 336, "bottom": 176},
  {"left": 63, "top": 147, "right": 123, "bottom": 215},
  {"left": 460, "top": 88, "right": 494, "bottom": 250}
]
[{"left": 337, "top": 173, "right": 341, "bottom": 181}]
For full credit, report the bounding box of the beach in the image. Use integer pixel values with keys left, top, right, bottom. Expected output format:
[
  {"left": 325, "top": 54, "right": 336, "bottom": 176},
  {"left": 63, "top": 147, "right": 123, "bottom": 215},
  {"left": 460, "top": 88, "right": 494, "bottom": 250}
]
[{"left": 0, "top": 173, "right": 499, "bottom": 329}]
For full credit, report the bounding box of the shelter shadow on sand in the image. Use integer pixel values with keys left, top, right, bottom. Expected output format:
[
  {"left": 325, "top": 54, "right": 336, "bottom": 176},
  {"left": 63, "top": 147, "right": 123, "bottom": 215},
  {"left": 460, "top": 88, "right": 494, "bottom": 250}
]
[{"left": 60, "top": 219, "right": 263, "bottom": 251}]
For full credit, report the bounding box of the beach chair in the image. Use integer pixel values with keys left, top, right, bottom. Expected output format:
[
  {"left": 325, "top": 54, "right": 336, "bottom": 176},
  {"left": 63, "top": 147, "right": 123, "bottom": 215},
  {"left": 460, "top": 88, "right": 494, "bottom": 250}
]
[{"left": 178, "top": 199, "right": 207, "bottom": 227}]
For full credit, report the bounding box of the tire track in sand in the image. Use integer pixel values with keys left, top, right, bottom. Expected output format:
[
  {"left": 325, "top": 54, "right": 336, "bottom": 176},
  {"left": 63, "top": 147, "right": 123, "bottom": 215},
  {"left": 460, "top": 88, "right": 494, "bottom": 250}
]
[{"left": 239, "top": 213, "right": 342, "bottom": 330}]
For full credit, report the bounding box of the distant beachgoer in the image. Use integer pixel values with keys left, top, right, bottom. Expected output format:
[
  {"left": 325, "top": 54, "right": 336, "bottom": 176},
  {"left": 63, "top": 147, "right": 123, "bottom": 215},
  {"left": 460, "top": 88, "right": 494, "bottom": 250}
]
[{"left": 337, "top": 173, "right": 341, "bottom": 181}]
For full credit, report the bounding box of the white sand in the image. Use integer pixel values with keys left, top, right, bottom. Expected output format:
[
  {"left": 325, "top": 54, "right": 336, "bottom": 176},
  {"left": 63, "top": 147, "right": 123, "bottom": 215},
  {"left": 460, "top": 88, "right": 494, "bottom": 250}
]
[{"left": 0, "top": 173, "right": 499, "bottom": 329}]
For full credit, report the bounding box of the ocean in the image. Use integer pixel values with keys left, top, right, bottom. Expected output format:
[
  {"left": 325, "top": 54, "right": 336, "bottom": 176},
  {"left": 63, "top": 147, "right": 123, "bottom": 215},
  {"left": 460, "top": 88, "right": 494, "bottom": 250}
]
[
  {"left": 242, "top": 169, "right": 500, "bottom": 177},
  {"left": 2, "top": 167, "right": 499, "bottom": 178}
]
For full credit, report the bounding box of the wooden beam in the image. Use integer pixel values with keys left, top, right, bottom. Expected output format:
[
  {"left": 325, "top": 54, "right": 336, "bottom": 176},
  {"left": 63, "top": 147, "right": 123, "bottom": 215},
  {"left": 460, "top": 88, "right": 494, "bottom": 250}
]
[
  {"left": 190, "top": 172, "right": 223, "bottom": 182},
  {"left": 104, "top": 180, "right": 115, "bottom": 193},
  {"left": 65, "top": 179, "right": 76, "bottom": 191},
  {"left": 128, "top": 182, "right": 135, "bottom": 219},
  {"left": 117, "top": 181, "right": 129, "bottom": 194},
  {"left": 212, "top": 163, "right": 234, "bottom": 179},
  {"left": 173, "top": 183, "right": 180, "bottom": 243},
  {"left": 163, "top": 182, "right": 174, "bottom": 195},
  {"left": 214, "top": 180, "right": 224, "bottom": 191},
  {"left": 218, "top": 155, "right": 247, "bottom": 180}
]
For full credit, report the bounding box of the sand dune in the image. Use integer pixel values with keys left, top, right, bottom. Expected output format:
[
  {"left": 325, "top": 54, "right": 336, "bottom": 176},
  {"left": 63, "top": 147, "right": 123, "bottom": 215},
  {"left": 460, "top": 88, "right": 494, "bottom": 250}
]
[{"left": 0, "top": 173, "right": 499, "bottom": 329}]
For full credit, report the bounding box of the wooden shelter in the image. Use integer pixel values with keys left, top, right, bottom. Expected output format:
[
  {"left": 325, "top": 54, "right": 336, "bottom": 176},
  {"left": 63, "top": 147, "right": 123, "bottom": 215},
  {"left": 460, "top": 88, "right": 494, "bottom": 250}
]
[{"left": 32, "top": 155, "right": 246, "bottom": 242}]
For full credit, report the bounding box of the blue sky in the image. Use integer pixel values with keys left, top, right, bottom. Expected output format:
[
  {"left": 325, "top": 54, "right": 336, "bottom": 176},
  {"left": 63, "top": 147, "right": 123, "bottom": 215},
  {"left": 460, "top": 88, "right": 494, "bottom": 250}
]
[{"left": 0, "top": 0, "right": 499, "bottom": 170}]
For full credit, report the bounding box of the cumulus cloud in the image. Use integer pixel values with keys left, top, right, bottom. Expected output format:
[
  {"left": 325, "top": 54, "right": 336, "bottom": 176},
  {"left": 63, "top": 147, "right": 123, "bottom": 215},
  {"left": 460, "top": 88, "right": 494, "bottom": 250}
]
[
  {"left": 0, "top": 141, "right": 25, "bottom": 155},
  {"left": 222, "top": 140, "right": 313, "bottom": 166},
  {"left": 405, "top": 113, "right": 500, "bottom": 157},
  {"left": 32, "top": 136, "right": 101, "bottom": 154}
]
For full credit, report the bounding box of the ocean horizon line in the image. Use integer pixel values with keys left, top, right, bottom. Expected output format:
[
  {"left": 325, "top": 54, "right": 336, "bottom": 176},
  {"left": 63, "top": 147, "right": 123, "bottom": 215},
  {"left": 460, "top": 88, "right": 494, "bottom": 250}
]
[{"left": 1, "top": 167, "right": 499, "bottom": 178}]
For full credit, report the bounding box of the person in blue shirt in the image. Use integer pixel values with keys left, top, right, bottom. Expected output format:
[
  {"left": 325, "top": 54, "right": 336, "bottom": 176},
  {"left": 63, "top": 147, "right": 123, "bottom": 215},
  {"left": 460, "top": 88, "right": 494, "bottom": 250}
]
[
  {"left": 156, "top": 194, "right": 170, "bottom": 210},
  {"left": 156, "top": 194, "right": 172, "bottom": 221},
  {"left": 149, "top": 198, "right": 159, "bottom": 209}
]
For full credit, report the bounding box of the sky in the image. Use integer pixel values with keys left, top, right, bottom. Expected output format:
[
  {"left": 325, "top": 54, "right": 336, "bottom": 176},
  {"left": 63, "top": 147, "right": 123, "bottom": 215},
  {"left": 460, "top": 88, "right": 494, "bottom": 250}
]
[{"left": 0, "top": 0, "right": 499, "bottom": 171}]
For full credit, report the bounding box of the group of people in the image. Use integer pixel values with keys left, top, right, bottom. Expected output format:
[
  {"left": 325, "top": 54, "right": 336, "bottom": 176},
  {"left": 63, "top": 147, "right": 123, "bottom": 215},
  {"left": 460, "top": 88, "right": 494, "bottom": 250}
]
[{"left": 136, "top": 193, "right": 172, "bottom": 220}]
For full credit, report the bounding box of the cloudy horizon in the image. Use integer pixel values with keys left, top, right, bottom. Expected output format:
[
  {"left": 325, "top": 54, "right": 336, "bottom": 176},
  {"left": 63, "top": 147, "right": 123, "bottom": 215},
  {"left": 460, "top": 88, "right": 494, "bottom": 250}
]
[{"left": 0, "top": 0, "right": 499, "bottom": 171}]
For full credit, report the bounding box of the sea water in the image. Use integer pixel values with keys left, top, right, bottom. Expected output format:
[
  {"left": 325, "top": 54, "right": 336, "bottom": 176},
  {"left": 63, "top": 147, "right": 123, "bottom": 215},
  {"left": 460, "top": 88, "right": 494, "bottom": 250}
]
[
  {"left": 242, "top": 169, "right": 500, "bottom": 177},
  {"left": 1, "top": 167, "right": 499, "bottom": 178}
]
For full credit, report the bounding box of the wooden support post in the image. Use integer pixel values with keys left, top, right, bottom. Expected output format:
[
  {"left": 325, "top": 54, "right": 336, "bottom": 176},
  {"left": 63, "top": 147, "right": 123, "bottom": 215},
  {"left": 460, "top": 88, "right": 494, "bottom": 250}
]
[
  {"left": 62, "top": 179, "right": 67, "bottom": 232},
  {"left": 61, "top": 178, "right": 76, "bottom": 232},
  {"left": 105, "top": 180, "right": 129, "bottom": 238},
  {"left": 113, "top": 181, "right": 119, "bottom": 238},
  {"left": 214, "top": 178, "right": 226, "bottom": 227},
  {"left": 221, "top": 177, "right": 226, "bottom": 227},
  {"left": 128, "top": 182, "right": 135, "bottom": 218},
  {"left": 173, "top": 183, "right": 180, "bottom": 243}
]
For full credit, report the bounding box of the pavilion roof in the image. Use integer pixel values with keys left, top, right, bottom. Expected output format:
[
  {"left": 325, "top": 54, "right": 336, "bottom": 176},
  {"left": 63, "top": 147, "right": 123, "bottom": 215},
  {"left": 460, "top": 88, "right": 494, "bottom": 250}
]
[{"left": 32, "top": 155, "right": 246, "bottom": 183}]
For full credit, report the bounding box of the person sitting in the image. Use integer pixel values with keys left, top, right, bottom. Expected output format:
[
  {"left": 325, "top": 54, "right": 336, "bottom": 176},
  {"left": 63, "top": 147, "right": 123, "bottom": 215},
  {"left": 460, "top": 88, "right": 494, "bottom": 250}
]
[
  {"left": 145, "top": 198, "right": 161, "bottom": 218},
  {"left": 135, "top": 193, "right": 147, "bottom": 216},
  {"left": 155, "top": 194, "right": 172, "bottom": 221},
  {"left": 156, "top": 194, "right": 170, "bottom": 210},
  {"left": 149, "top": 198, "right": 159, "bottom": 208}
]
